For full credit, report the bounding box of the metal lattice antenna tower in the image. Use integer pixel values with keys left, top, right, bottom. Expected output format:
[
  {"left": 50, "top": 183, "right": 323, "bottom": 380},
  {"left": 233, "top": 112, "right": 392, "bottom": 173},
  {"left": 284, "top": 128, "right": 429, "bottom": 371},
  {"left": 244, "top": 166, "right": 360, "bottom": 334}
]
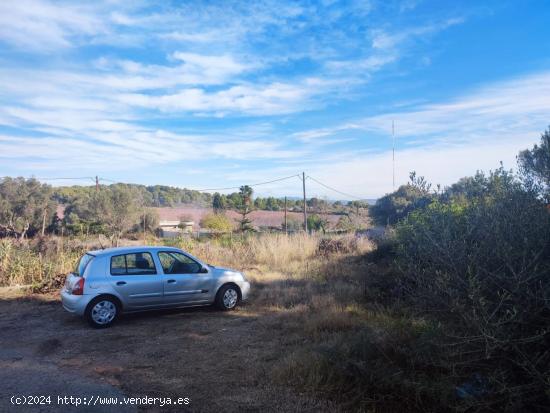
[{"left": 392, "top": 120, "right": 395, "bottom": 190}]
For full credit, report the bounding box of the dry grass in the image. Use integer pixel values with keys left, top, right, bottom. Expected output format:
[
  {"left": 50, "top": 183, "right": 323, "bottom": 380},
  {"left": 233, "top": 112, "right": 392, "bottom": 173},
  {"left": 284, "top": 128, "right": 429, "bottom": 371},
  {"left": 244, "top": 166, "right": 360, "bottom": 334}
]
[
  {"left": 0, "top": 238, "right": 82, "bottom": 287},
  {"left": 164, "top": 232, "right": 321, "bottom": 275},
  {"left": 0, "top": 233, "right": 385, "bottom": 410},
  {"left": 162, "top": 232, "right": 372, "bottom": 280},
  {"left": 0, "top": 232, "right": 372, "bottom": 289}
]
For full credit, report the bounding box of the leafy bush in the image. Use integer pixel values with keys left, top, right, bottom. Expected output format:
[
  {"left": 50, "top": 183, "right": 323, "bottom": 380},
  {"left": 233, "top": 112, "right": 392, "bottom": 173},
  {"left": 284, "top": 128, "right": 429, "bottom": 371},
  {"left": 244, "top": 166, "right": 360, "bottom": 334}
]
[
  {"left": 394, "top": 169, "right": 550, "bottom": 411},
  {"left": 369, "top": 173, "right": 433, "bottom": 225},
  {"left": 334, "top": 215, "right": 355, "bottom": 231},
  {"left": 282, "top": 217, "right": 302, "bottom": 231},
  {"left": 307, "top": 214, "right": 328, "bottom": 232},
  {"left": 518, "top": 126, "right": 550, "bottom": 199},
  {"left": 199, "top": 213, "right": 234, "bottom": 233}
]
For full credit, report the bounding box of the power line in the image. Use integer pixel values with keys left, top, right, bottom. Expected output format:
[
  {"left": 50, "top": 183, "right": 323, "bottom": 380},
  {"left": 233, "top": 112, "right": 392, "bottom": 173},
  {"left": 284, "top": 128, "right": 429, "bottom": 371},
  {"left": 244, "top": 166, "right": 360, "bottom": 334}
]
[
  {"left": 2, "top": 173, "right": 368, "bottom": 200},
  {"left": 194, "top": 174, "right": 301, "bottom": 192},
  {"left": 0, "top": 176, "right": 96, "bottom": 182},
  {"left": 306, "top": 175, "right": 366, "bottom": 200}
]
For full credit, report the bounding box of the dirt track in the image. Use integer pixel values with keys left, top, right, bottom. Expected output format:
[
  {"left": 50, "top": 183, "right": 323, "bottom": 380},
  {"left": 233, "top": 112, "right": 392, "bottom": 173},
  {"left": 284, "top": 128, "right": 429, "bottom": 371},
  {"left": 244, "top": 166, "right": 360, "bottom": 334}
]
[{"left": 0, "top": 290, "right": 335, "bottom": 412}]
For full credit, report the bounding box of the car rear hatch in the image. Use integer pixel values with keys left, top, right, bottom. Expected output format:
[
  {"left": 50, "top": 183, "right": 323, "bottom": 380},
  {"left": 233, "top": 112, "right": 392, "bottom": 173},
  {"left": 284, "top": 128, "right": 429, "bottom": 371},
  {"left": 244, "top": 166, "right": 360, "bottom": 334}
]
[{"left": 63, "top": 253, "right": 95, "bottom": 294}]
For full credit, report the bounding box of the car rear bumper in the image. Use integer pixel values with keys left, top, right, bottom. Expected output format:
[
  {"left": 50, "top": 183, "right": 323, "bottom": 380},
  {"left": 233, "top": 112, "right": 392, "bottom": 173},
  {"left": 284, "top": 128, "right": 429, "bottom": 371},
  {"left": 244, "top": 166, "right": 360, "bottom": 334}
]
[{"left": 60, "top": 289, "right": 92, "bottom": 316}]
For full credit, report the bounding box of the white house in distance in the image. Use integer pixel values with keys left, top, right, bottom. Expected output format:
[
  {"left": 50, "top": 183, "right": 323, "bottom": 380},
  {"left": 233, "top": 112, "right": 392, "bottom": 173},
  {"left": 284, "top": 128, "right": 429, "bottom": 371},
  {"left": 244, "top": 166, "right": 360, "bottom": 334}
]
[{"left": 158, "top": 220, "right": 194, "bottom": 238}]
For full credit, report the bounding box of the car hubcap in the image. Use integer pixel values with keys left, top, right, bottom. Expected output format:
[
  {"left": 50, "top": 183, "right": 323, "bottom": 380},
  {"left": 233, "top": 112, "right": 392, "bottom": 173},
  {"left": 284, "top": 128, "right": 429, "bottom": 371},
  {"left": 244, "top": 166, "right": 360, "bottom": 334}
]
[
  {"left": 91, "top": 300, "right": 116, "bottom": 324},
  {"left": 223, "top": 289, "right": 238, "bottom": 308}
]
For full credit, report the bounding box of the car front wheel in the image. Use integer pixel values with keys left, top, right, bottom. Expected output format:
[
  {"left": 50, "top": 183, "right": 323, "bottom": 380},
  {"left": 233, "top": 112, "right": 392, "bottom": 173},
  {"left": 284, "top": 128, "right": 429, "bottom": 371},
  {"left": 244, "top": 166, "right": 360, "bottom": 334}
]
[
  {"left": 85, "top": 297, "right": 119, "bottom": 328},
  {"left": 216, "top": 285, "right": 240, "bottom": 311}
]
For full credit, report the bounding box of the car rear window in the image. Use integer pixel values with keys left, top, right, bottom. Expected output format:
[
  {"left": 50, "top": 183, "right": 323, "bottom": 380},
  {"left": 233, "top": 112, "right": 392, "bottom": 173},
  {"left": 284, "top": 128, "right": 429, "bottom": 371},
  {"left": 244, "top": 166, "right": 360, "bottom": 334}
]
[
  {"left": 75, "top": 254, "right": 94, "bottom": 277},
  {"left": 110, "top": 252, "right": 157, "bottom": 276}
]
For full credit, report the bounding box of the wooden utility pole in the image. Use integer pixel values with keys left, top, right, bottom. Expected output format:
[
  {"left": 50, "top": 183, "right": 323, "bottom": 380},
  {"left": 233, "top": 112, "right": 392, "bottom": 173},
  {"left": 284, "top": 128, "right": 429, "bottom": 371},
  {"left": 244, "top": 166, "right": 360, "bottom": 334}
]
[
  {"left": 284, "top": 196, "right": 288, "bottom": 234},
  {"left": 302, "top": 172, "right": 308, "bottom": 233},
  {"left": 95, "top": 176, "right": 99, "bottom": 192},
  {"left": 142, "top": 210, "right": 146, "bottom": 241}
]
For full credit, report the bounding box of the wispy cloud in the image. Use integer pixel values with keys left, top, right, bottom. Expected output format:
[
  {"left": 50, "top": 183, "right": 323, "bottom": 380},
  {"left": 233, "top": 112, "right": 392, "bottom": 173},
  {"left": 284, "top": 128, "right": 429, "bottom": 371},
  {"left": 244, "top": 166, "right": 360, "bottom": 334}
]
[
  {"left": 0, "top": 0, "right": 105, "bottom": 51},
  {"left": 0, "top": 0, "right": 544, "bottom": 197},
  {"left": 323, "top": 16, "right": 464, "bottom": 81},
  {"left": 286, "top": 70, "right": 550, "bottom": 196},
  {"left": 117, "top": 80, "right": 327, "bottom": 116},
  {"left": 293, "top": 70, "right": 550, "bottom": 147},
  {"left": 360, "top": 71, "right": 550, "bottom": 142},
  {"left": 371, "top": 18, "right": 464, "bottom": 50}
]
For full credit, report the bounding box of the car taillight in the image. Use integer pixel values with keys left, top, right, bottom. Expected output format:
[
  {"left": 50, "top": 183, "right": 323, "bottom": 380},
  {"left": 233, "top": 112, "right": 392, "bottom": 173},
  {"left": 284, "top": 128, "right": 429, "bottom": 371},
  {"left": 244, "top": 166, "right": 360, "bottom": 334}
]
[{"left": 72, "top": 278, "right": 85, "bottom": 295}]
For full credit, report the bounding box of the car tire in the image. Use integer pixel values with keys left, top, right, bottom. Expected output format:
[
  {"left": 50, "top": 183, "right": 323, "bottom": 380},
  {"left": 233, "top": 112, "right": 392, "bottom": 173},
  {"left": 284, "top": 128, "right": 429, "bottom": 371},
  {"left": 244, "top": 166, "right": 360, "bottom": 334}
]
[
  {"left": 85, "top": 296, "right": 120, "bottom": 328},
  {"left": 215, "top": 285, "right": 240, "bottom": 311}
]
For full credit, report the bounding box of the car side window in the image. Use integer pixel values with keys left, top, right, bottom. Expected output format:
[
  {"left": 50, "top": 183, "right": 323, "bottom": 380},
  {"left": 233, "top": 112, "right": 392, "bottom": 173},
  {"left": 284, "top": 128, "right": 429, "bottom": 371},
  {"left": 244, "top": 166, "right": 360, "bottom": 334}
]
[
  {"left": 110, "top": 252, "right": 157, "bottom": 276},
  {"left": 110, "top": 255, "right": 126, "bottom": 275},
  {"left": 158, "top": 252, "right": 201, "bottom": 275}
]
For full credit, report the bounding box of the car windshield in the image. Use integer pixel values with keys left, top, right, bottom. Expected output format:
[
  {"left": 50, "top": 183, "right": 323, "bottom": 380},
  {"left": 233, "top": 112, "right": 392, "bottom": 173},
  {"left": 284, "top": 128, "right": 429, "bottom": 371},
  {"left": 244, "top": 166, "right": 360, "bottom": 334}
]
[{"left": 74, "top": 254, "right": 94, "bottom": 277}]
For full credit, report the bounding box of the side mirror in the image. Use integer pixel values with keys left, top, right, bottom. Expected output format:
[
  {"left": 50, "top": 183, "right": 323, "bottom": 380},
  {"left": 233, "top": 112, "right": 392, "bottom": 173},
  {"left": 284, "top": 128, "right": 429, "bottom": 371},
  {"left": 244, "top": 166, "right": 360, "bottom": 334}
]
[{"left": 199, "top": 266, "right": 209, "bottom": 274}]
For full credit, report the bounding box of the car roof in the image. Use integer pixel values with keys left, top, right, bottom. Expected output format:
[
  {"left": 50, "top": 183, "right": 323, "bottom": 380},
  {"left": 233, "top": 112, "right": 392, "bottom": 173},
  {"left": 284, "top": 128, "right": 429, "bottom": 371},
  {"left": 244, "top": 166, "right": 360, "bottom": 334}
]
[{"left": 87, "top": 245, "right": 182, "bottom": 257}]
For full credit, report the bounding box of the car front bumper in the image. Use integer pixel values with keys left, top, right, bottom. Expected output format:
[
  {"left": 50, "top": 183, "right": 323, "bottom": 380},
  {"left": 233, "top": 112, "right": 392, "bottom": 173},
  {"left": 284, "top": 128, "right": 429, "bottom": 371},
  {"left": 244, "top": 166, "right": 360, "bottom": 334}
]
[{"left": 241, "top": 281, "right": 251, "bottom": 301}]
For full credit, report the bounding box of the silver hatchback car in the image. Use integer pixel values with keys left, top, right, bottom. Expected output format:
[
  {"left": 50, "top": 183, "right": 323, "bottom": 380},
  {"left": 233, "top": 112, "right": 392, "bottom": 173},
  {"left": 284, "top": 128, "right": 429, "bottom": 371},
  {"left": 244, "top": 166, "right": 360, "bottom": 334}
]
[{"left": 61, "top": 246, "right": 250, "bottom": 328}]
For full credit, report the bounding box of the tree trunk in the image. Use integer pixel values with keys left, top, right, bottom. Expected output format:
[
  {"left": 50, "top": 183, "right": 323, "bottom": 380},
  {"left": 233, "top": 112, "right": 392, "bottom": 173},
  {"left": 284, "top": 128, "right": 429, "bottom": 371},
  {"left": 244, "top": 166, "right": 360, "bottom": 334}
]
[
  {"left": 20, "top": 222, "right": 30, "bottom": 240},
  {"left": 41, "top": 209, "right": 47, "bottom": 236}
]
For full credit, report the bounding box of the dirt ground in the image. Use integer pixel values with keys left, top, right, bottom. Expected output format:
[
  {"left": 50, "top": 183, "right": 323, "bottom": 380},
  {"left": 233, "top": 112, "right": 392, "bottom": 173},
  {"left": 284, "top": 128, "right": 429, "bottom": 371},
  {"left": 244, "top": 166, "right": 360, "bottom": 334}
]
[{"left": 0, "top": 288, "right": 337, "bottom": 413}]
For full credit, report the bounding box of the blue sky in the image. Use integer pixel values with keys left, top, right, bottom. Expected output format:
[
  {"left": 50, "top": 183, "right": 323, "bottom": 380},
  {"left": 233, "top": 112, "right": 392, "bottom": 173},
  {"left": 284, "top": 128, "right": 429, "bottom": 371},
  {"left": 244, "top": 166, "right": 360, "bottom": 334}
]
[{"left": 0, "top": 0, "right": 549, "bottom": 199}]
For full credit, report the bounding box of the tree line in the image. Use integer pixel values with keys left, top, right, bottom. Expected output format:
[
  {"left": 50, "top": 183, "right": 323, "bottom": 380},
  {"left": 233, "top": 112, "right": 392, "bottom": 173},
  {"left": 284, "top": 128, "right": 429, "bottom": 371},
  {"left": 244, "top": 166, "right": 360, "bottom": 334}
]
[
  {"left": 0, "top": 179, "right": 366, "bottom": 241},
  {"left": 54, "top": 184, "right": 364, "bottom": 212}
]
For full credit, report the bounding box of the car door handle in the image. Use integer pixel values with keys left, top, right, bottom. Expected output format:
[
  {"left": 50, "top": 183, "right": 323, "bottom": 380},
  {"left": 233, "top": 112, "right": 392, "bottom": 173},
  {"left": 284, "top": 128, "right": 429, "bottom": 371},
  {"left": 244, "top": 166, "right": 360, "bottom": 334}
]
[
  {"left": 167, "top": 279, "right": 176, "bottom": 284},
  {"left": 116, "top": 281, "right": 127, "bottom": 286}
]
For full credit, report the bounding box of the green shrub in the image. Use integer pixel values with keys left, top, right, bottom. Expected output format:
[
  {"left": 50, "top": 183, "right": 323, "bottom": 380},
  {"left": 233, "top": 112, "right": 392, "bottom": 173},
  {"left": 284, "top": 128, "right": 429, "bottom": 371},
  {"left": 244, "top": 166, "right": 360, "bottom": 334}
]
[
  {"left": 199, "top": 213, "right": 234, "bottom": 233},
  {"left": 518, "top": 127, "right": 550, "bottom": 199},
  {"left": 370, "top": 173, "right": 433, "bottom": 226},
  {"left": 307, "top": 214, "right": 328, "bottom": 232},
  {"left": 335, "top": 215, "right": 355, "bottom": 231},
  {"left": 394, "top": 169, "right": 550, "bottom": 411}
]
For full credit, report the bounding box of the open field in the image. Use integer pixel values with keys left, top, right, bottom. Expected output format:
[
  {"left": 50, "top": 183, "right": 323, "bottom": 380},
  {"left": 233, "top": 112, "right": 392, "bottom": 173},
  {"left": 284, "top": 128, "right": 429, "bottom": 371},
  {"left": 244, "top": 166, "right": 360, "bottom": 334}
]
[
  {"left": 54, "top": 204, "right": 356, "bottom": 232},
  {"left": 0, "top": 234, "right": 373, "bottom": 412},
  {"left": 0, "top": 290, "right": 337, "bottom": 412},
  {"left": 1, "top": 188, "right": 549, "bottom": 413},
  {"left": 155, "top": 207, "right": 345, "bottom": 230}
]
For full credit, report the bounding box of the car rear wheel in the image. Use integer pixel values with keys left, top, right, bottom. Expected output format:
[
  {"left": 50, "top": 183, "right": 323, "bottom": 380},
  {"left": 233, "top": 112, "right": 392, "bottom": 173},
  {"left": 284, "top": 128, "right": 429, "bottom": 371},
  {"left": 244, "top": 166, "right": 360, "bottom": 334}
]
[
  {"left": 85, "top": 297, "right": 119, "bottom": 328},
  {"left": 216, "top": 285, "right": 239, "bottom": 311}
]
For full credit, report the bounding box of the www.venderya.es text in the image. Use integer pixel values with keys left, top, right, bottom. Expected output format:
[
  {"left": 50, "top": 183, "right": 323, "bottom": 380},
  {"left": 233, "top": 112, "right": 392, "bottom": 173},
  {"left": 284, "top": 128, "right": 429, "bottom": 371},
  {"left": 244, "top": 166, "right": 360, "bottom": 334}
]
[{"left": 10, "top": 395, "right": 191, "bottom": 407}]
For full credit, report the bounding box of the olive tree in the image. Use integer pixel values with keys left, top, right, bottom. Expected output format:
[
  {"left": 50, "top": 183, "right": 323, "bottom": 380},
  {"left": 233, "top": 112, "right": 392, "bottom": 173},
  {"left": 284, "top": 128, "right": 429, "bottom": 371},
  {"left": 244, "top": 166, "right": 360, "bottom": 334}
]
[
  {"left": 0, "top": 177, "right": 56, "bottom": 238},
  {"left": 64, "top": 185, "right": 144, "bottom": 245}
]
